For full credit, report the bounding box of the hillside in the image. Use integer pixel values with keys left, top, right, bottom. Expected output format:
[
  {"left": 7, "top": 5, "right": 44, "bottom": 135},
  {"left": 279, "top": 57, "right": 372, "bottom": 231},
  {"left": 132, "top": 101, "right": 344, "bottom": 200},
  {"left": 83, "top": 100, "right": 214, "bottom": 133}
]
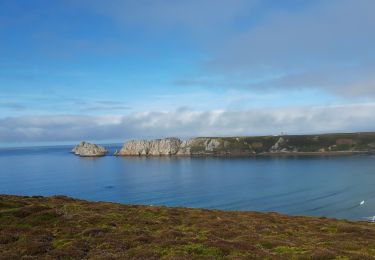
[{"left": 1, "top": 195, "right": 375, "bottom": 259}]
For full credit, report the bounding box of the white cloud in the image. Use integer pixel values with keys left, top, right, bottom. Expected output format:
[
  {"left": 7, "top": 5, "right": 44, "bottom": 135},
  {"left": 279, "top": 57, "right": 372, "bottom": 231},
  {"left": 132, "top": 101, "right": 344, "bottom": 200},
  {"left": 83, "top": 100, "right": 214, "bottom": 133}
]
[{"left": 1, "top": 103, "right": 374, "bottom": 144}]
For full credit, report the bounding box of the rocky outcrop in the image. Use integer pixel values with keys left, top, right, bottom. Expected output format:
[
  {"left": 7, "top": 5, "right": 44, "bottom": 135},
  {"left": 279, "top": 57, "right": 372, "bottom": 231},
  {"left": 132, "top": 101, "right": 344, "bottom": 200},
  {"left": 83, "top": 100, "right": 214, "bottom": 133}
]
[
  {"left": 117, "top": 138, "right": 181, "bottom": 156},
  {"left": 269, "top": 137, "right": 294, "bottom": 152},
  {"left": 117, "top": 140, "right": 149, "bottom": 156},
  {"left": 149, "top": 138, "right": 182, "bottom": 155},
  {"left": 72, "top": 141, "right": 108, "bottom": 157},
  {"left": 176, "top": 139, "right": 194, "bottom": 155},
  {"left": 118, "top": 137, "right": 252, "bottom": 156},
  {"left": 269, "top": 137, "right": 285, "bottom": 152}
]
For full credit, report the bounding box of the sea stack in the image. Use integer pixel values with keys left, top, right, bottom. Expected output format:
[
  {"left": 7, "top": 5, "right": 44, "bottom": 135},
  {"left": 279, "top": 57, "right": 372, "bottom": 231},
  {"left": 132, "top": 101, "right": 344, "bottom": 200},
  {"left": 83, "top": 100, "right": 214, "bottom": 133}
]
[{"left": 72, "top": 141, "right": 108, "bottom": 157}]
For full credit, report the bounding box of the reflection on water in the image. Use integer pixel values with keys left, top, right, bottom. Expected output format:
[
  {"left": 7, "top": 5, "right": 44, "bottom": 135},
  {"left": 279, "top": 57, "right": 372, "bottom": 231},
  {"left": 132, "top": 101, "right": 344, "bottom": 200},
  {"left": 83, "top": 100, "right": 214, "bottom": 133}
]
[{"left": 1, "top": 145, "right": 375, "bottom": 220}]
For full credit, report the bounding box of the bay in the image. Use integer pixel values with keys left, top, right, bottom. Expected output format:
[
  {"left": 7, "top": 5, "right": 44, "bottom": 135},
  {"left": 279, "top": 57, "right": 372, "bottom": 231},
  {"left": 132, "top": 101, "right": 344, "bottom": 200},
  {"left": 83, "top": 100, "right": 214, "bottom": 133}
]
[{"left": 1, "top": 145, "right": 375, "bottom": 220}]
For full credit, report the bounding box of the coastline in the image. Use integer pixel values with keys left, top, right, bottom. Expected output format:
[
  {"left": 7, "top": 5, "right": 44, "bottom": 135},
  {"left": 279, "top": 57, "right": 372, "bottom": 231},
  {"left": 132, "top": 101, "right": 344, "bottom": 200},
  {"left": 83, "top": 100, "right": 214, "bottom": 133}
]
[
  {"left": 1, "top": 194, "right": 375, "bottom": 259},
  {"left": 255, "top": 150, "right": 373, "bottom": 157},
  {"left": 115, "top": 150, "right": 374, "bottom": 157},
  {"left": 112, "top": 132, "right": 375, "bottom": 158}
]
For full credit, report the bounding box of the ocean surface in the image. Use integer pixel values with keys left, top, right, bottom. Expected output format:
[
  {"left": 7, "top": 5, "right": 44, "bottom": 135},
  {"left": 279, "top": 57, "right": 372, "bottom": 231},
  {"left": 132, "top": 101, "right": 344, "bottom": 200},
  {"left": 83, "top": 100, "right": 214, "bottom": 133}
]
[{"left": 1, "top": 145, "right": 375, "bottom": 221}]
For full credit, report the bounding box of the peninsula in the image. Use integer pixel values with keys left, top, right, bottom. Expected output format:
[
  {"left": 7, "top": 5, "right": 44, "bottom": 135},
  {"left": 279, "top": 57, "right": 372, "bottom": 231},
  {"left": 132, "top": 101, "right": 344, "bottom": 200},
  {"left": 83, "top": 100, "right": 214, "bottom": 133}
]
[{"left": 116, "top": 132, "right": 375, "bottom": 157}]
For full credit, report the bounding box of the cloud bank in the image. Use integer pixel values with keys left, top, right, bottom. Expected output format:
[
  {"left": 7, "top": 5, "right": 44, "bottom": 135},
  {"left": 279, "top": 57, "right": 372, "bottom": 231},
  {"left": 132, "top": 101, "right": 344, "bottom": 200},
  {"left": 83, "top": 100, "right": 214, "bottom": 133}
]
[{"left": 1, "top": 103, "right": 374, "bottom": 144}]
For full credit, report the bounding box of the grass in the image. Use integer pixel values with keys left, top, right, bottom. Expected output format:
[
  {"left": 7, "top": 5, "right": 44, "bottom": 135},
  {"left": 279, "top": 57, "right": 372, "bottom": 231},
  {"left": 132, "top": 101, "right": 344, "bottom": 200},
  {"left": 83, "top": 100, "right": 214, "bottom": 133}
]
[
  {"left": 182, "top": 132, "right": 375, "bottom": 156},
  {"left": 1, "top": 195, "right": 375, "bottom": 259}
]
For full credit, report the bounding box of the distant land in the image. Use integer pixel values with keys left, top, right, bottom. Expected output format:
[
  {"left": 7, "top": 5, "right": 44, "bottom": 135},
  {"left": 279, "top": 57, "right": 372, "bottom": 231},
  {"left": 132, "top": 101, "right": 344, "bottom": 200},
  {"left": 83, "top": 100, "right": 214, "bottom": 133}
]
[{"left": 112, "top": 132, "right": 375, "bottom": 157}]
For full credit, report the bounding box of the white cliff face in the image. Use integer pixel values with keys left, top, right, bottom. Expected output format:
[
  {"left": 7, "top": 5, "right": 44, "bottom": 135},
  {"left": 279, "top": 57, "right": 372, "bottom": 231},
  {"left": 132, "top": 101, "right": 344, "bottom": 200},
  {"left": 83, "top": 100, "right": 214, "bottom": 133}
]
[
  {"left": 118, "top": 137, "right": 231, "bottom": 156},
  {"left": 269, "top": 137, "right": 297, "bottom": 153},
  {"left": 118, "top": 140, "right": 149, "bottom": 155},
  {"left": 118, "top": 138, "right": 182, "bottom": 156},
  {"left": 118, "top": 137, "right": 251, "bottom": 156},
  {"left": 148, "top": 138, "right": 182, "bottom": 155},
  {"left": 72, "top": 141, "right": 107, "bottom": 157},
  {"left": 204, "top": 138, "right": 221, "bottom": 151},
  {"left": 270, "top": 137, "right": 285, "bottom": 152},
  {"left": 118, "top": 136, "right": 309, "bottom": 156},
  {"left": 176, "top": 140, "right": 193, "bottom": 155}
]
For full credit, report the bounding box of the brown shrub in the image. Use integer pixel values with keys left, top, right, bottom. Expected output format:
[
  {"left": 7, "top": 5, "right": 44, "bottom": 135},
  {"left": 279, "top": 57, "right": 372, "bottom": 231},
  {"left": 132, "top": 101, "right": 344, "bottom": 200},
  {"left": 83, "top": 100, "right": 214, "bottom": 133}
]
[
  {"left": 251, "top": 142, "right": 264, "bottom": 148},
  {"left": 206, "top": 239, "right": 257, "bottom": 254},
  {"left": 336, "top": 138, "right": 355, "bottom": 145},
  {"left": 12, "top": 205, "right": 50, "bottom": 218},
  {"left": 310, "top": 248, "right": 337, "bottom": 259},
  {"left": 134, "top": 234, "right": 155, "bottom": 244},
  {"left": 22, "top": 241, "right": 52, "bottom": 256},
  {"left": 0, "top": 232, "right": 18, "bottom": 244},
  {"left": 82, "top": 228, "right": 108, "bottom": 238}
]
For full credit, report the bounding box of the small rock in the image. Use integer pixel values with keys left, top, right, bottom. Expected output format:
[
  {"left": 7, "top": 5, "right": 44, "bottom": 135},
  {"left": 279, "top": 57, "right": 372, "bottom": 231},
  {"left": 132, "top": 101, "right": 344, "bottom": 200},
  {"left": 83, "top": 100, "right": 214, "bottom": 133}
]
[{"left": 72, "top": 141, "right": 107, "bottom": 157}]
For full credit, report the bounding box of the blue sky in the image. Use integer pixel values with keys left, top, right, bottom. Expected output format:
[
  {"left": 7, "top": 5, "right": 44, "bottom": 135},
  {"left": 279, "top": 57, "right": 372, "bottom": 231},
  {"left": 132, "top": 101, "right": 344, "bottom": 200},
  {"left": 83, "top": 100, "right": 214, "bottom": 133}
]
[{"left": 0, "top": 0, "right": 375, "bottom": 146}]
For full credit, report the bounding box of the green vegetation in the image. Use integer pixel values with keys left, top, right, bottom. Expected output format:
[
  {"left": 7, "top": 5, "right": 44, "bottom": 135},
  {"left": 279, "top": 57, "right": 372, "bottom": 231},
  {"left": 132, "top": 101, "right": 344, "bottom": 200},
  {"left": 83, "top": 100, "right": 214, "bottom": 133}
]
[
  {"left": 1, "top": 195, "right": 375, "bottom": 259},
  {"left": 187, "top": 132, "right": 375, "bottom": 156}
]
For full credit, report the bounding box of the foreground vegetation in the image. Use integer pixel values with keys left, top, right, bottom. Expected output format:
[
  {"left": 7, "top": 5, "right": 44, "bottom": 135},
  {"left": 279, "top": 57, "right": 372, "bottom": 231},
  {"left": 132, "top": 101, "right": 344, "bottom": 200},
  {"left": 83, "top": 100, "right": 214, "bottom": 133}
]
[{"left": 1, "top": 195, "right": 375, "bottom": 259}]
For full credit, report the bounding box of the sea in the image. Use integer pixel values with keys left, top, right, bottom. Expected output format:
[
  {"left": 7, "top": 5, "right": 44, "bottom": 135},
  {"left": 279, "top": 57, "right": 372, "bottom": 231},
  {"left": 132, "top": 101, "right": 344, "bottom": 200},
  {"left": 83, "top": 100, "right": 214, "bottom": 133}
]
[{"left": 1, "top": 144, "right": 375, "bottom": 221}]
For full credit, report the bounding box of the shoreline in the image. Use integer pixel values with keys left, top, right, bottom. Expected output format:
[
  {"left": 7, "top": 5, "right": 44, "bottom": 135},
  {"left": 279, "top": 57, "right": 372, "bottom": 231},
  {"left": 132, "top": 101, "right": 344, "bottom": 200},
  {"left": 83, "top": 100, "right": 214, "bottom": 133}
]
[
  {"left": 1, "top": 194, "right": 375, "bottom": 258},
  {"left": 110, "top": 132, "right": 375, "bottom": 158},
  {"left": 114, "top": 150, "right": 374, "bottom": 157}
]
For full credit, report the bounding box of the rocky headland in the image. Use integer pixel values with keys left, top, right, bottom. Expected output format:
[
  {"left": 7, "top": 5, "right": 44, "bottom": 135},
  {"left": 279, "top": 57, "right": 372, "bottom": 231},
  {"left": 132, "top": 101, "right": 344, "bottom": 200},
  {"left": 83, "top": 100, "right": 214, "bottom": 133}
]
[
  {"left": 116, "top": 132, "right": 375, "bottom": 157},
  {"left": 72, "top": 141, "right": 108, "bottom": 157}
]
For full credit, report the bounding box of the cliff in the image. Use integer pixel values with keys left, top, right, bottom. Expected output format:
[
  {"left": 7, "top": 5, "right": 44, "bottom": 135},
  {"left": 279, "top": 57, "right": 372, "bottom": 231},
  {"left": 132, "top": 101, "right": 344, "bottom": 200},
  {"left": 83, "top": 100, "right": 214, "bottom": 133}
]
[
  {"left": 1, "top": 195, "right": 375, "bottom": 259},
  {"left": 117, "top": 137, "right": 181, "bottom": 156},
  {"left": 72, "top": 141, "right": 108, "bottom": 157},
  {"left": 117, "top": 132, "right": 375, "bottom": 156}
]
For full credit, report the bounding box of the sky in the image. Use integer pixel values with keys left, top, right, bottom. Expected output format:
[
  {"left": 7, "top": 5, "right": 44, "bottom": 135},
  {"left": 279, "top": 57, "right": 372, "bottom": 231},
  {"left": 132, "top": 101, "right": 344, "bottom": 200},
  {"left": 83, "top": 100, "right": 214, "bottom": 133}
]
[{"left": 0, "top": 0, "right": 375, "bottom": 146}]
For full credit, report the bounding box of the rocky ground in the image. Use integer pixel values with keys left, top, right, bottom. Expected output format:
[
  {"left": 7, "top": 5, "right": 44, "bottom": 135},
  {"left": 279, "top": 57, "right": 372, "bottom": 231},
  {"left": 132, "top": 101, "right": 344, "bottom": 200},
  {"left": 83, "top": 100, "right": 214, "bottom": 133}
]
[{"left": 1, "top": 195, "right": 375, "bottom": 259}]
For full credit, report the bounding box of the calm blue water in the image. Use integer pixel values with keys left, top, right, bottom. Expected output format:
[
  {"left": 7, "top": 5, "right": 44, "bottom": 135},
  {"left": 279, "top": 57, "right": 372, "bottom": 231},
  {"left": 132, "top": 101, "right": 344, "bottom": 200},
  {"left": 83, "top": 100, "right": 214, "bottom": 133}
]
[{"left": 1, "top": 145, "right": 375, "bottom": 220}]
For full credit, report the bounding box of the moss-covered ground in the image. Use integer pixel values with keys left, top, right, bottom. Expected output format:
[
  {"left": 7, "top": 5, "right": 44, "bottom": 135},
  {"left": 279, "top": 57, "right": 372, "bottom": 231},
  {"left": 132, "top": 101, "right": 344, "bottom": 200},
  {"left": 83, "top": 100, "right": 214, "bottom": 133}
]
[{"left": 1, "top": 195, "right": 375, "bottom": 259}]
